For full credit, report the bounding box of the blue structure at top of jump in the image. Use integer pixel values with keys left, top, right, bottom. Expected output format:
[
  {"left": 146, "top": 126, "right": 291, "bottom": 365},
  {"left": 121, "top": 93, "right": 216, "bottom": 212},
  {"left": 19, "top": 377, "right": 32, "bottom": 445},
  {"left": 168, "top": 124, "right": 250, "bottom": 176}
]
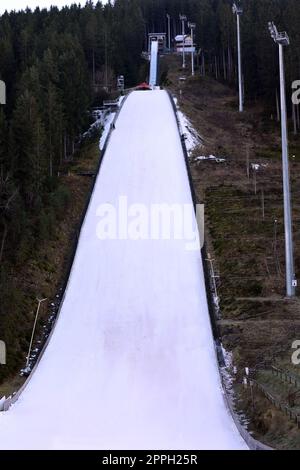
[{"left": 149, "top": 40, "right": 159, "bottom": 87}]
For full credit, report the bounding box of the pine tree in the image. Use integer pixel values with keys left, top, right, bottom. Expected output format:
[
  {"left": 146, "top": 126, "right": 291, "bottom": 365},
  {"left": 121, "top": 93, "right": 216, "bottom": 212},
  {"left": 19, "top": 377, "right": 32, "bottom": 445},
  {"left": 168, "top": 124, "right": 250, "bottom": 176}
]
[{"left": 12, "top": 88, "right": 47, "bottom": 208}]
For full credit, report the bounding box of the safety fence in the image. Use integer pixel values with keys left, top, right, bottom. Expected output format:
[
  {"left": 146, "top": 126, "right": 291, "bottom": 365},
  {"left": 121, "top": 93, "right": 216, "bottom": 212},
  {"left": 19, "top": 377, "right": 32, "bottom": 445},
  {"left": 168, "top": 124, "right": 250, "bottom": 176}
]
[
  {"left": 103, "top": 99, "right": 120, "bottom": 108},
  {"left": 271, "top": 366, "right": 300, "bottom": 389},
  {"left": 221, "top": 377, "right": 273, "bottom": 450},
  {"left": 252, "top": 379, "right": 300, "bottom": 429}
]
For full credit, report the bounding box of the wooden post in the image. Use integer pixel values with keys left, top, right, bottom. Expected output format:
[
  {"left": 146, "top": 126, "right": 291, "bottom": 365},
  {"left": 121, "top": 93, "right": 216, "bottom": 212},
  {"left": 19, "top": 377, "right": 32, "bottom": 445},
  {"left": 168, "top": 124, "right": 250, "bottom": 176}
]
[
  {"left": 276, "top": 89, "right": 280, "bottom": 122},
  {"left": 246, "top": 144, "right": 250, "bottom": 180},
  {"left": 228, "top": 44, "right": 232, "bottom": 79},
  {"left": 64, "top": 133, "right": 67, "bottom": 160},
  {"left": 253, "top": 169, "right": 257, "bottom": 195},
  {"left": 92, "top": 49, "right": 95, "bottom": 86},
  {"left": 223, "top": 48, "right": 227, "bottom": 80},
  {"left": 292, "top": 102, "right": 297, "bottom": 135},
  {"left": 261, "top": 189, "right": 265, "bottom": 220}
]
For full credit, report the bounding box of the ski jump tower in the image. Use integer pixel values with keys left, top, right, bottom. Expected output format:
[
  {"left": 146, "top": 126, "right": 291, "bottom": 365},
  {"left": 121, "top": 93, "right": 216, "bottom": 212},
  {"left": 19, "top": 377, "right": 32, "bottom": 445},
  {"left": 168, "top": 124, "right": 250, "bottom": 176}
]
[{"left": 149, "top": 40, "right": 159, "bottom": 87}]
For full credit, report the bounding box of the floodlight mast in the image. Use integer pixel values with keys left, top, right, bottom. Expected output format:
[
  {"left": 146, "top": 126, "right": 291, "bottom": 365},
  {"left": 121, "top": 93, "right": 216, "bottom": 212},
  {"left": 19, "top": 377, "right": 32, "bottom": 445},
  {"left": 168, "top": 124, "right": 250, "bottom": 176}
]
[
  {"left": 268, "top": 21, "right": 290, "bottom": 46},
  {"left": 232, "top": 3, "right": 243, "bottom": 112},
  {"left": 268, "top": 21, "right": 296, "bottom": 297},
  {"left": 166, "top": 14, "right": 171, "bottom": 50},
  {"left": 179, "top": 14, "right": 187, "bottom": 69},
  {"left": 188, "top": 22, "right": 196, "bottom": 76}
]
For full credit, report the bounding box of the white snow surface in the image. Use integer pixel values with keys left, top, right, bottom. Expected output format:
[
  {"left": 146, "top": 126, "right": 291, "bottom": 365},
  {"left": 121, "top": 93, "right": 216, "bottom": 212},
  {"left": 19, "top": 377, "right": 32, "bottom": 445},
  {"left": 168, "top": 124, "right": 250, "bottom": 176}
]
[{"left": 0, "top": 90, "right": 247, "bottom": 450}]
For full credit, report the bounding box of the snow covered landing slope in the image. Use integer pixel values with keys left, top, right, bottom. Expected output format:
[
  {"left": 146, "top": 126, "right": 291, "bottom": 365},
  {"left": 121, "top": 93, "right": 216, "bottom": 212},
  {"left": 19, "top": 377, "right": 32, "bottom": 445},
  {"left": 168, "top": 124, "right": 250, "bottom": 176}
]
[{"left": 0, "top": 90, "right": 247, "bottom": 450}]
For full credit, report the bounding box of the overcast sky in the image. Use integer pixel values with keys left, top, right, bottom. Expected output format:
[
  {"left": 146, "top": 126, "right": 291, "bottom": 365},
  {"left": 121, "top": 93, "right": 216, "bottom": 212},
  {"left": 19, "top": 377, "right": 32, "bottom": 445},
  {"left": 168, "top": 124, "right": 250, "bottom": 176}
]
[{"left": 0, "top": 1, "right": 108, "bottom": 14}]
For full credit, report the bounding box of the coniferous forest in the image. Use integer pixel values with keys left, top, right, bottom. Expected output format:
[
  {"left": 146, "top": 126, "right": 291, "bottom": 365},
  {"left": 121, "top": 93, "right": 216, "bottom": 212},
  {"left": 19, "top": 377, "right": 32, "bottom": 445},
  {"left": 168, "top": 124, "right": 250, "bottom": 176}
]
[{"left": 1, "top": 0, "right": 300, "bottom": 383}]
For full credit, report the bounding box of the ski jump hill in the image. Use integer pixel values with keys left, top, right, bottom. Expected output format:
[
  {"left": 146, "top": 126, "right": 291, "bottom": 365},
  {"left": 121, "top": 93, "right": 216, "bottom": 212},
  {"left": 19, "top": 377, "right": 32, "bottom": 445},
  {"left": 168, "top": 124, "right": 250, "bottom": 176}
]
[{"left": 0, "top": 42, "right": 250, "bottom": 450}]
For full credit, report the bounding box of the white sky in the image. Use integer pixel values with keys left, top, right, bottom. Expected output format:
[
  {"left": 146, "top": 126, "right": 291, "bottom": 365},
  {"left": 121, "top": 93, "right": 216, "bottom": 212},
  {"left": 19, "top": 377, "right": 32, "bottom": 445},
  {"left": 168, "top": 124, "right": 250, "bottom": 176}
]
[{"left": 0, "top": 1, "right": 107, "bottom": 15}]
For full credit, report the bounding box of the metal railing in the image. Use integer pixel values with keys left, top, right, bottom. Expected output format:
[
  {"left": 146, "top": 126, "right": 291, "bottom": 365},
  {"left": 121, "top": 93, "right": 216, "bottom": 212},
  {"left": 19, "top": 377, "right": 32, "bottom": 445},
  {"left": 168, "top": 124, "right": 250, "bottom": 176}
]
[
  {"left": 271, "top": 366, "right": 300, "bottom": 389},
  {"left": 252, "top": 379, "right": 300, "bottom": 429},
  {"left": 103, "top": 99, "right": 120, "bottom": 107}
]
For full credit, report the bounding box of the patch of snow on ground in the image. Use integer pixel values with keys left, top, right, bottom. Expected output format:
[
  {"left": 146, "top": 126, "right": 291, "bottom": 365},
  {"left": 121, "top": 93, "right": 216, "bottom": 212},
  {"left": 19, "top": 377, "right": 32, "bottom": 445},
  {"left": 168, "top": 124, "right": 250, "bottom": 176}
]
[
  {"left": 173, "top": 97, "right": 202, "bottom": 156},
  {"left": 194, "top": 155, "right": 226, "bottom": 163},
  {"left": 84, "top": 96, "right": 124, "bottom": 148},
  {"left": 220, "top": 344, "right": 250, "bottom": 429},
  {"left": 220, "top": 343, "right": 235, "bottom": 391},
  {"left": 99, "top": 112, "right": 116, "bottom": 150},
  {"left": 99, "top": 96, "right": 126, "bottom": 150},
  {"left": 251, "top": 163, "right": 268, "bottom": 171},
  {"left": 82, "top": 109, "right": 109, "bottom": 141},
  {"left": 0, "top": 396, "right": 5, "bottom": 412}
]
